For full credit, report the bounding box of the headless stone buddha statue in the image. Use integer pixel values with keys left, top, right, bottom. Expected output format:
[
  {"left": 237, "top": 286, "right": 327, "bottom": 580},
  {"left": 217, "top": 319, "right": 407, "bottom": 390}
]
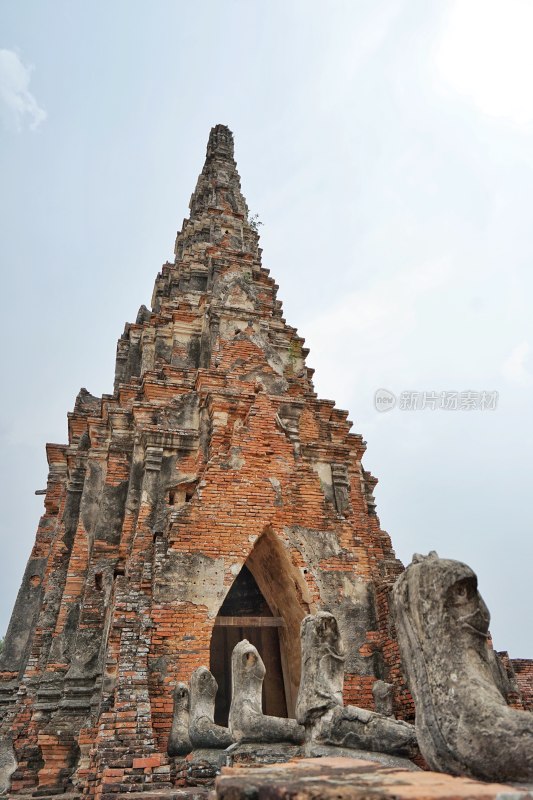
[
  {"left": 189, "top": 666, "right": 233, "bottom": 749},
  {"left": 167, "top": 682, "right": 192, "bottom": 757},
  {"left": 372, "top": 680, "right": 395, "bottom": 717},
  {"left": 295, "top": 611, "right": 417, "bottom": 758},
  {"left": 392, "top": 552, "right": 533, "bottom": 783},
  {"left": 228, "top": 640, "right": 305, "bottom": 744}
]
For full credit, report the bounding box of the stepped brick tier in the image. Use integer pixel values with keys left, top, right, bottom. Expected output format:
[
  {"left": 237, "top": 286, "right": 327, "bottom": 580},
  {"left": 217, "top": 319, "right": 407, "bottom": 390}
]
[{"left": 0, "top": 125, "right": 531, "bottom": 798}]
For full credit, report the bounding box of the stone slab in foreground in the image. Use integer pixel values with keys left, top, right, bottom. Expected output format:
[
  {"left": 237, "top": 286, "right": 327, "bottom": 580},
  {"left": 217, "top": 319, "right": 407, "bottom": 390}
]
[{"left": 216, "top": 757, "right": 533, "bottom": 800}]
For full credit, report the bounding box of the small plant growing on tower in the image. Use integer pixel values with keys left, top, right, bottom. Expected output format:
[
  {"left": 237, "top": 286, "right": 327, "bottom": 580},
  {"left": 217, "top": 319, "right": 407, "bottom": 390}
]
[{"left": 248, "top": 213, "right": 263, "bottom": 232}]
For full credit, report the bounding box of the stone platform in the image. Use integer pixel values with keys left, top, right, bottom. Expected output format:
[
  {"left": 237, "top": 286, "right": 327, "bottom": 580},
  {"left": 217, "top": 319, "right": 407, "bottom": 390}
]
[{"left": 215, "top": 757, "right": 533, "bottom": 800}]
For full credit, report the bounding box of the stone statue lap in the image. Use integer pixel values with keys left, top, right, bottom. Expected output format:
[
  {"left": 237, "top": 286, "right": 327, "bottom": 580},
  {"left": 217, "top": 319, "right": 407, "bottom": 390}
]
[
  {"left": 392, "top": 552, "right": 533, "bottom": 782},
  {"left": 295, "top": 611, "right": 417, "bottom": 758},
  {"left": 229, "top": 639, "right": 305, "bottom": 744}
]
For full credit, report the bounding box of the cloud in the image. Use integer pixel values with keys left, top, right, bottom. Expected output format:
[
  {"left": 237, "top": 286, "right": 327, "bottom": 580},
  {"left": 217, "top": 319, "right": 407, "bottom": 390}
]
[
  {"left": 502, "top": 342, "right": 532, "bottom": 385},
  {"left": 435, "top": 0, "right": 533, "bottom": 128},
  {"left": 0, "top": 49, "right": 46, "bottom": 131}
]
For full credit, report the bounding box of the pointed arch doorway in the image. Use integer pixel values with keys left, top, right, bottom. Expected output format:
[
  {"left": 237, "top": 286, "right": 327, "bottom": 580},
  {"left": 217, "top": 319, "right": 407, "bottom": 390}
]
[{"left": 210, "top": 529, "right": 310, "bottom": 725}]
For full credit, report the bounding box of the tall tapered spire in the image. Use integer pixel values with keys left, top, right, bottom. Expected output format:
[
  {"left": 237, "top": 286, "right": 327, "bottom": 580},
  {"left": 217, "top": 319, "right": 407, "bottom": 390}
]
[
  {"left": 188, "top": 124, "right": 249, "bottom": 221},
  {"left": 206, "top": 123, "right": 234, "bottom": 161},
  {"left": 169, "top": 125, "right": 257, "bottom": 281}
]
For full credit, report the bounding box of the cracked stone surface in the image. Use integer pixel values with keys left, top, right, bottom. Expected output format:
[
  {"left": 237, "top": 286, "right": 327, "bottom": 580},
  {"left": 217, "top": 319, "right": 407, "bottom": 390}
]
[{"left": 216, "top": 757, "right": 533, "bottom": 800}]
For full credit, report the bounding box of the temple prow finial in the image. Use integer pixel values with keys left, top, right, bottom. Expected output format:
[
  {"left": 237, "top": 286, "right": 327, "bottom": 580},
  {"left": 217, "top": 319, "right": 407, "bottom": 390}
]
[{"left": 207, "top": 124, "right": 234, "bottom": 160}]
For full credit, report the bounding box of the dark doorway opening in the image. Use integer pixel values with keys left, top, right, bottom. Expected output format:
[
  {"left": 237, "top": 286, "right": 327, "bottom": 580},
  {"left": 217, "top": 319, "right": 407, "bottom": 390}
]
[{"left": 210, "top": 565, "right": 287, "bottom": 726}]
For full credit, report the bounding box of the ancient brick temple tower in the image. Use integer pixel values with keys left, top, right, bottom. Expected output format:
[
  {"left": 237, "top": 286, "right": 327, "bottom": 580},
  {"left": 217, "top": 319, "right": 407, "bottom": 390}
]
[{"left": 0, "top": 125, "right": 409, "bottom": 796}]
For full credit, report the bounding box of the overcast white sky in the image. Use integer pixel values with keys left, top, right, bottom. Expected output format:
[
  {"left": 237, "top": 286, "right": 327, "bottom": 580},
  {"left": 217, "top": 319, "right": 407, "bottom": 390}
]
[{"left": 0, "top": 0, "right": 532, "bottom": 657}]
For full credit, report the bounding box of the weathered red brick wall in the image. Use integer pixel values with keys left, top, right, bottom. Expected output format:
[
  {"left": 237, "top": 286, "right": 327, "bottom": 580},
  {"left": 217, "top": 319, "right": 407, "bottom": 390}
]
[{"left": 511, "top": 659, "right": 533, "bottom": 711}]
